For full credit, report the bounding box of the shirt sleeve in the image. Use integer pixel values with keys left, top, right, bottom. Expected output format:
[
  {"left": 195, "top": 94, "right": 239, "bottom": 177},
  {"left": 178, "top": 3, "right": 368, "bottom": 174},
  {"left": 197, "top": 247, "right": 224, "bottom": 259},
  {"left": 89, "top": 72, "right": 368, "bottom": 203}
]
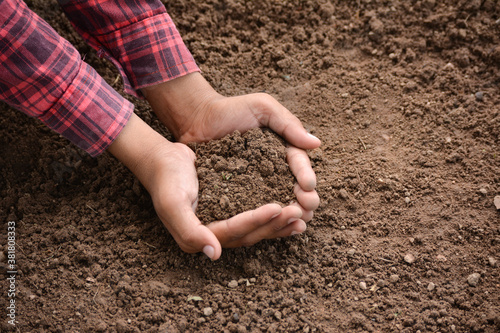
[
  {"left": 58, "top": 0, "right": 200, "bottom": 98},
  {"left": 0, "top": 0, "right": 133, "bottom": 157}
]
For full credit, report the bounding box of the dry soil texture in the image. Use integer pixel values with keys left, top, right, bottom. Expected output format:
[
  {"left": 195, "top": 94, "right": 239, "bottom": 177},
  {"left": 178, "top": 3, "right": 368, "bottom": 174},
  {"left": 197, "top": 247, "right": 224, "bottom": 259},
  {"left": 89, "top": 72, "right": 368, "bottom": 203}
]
[{"left": 1, "top": 0, "right": 499, "bottom": 332}]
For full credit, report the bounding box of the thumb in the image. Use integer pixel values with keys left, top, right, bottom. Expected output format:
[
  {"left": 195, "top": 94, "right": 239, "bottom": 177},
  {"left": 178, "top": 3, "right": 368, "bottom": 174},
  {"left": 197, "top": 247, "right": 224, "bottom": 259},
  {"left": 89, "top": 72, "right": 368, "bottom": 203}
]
[
  {"left": 256, "top": 94, "right": 321, "bottom": 149},
  {"left": 279, "top": 121, "right": 321, "bottom": 150},
  {"left": 197, "top": 224, "right": 223, "bottom": 260},
  {"left": 162, "top": 207, "right": 223, "bottom": 260}
]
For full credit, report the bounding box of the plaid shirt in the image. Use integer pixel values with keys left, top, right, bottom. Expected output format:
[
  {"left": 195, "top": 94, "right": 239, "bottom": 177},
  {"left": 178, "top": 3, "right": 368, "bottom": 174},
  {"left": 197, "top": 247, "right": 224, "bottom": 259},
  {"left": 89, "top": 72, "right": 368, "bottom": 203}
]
[{"left": 0, "top": 0, "right": 199, "bottom": 156}]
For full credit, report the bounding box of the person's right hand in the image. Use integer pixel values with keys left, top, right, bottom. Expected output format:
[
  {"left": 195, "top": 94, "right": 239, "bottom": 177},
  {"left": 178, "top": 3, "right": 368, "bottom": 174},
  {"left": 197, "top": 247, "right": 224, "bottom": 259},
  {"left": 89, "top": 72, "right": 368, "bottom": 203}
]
[{"left": 108, "top": 113, "right": 307, "bottom": 260}]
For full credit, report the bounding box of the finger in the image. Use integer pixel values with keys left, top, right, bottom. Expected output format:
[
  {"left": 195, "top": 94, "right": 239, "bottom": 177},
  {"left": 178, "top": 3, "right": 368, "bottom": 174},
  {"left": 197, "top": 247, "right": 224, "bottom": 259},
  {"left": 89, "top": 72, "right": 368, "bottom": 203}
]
[
  {"left": 222, "top": 208, "right": 305, "bottom": 248},
  {"left": 268, "top": 218, "right": 307, "bottom": 239},
  {"left": 290, "top": 201, "right": 314, "bottom": 222},
  {"left": 286, "top": 146, "right": 317, "bottom": 191},
  {"left": 158, "top": 204, "right": 222, "bottom": 260},
  {"left": 255, "top": 94, "right": 321, "bottom": 150},
  {"left": 294, "top": 183, "right": 320, "bottom": 211},
  {"left": 207, "top": 203, "right": 282, "bottom": 245},
  {"left": 268, "top": 205, "right": 303, "bottom": 231},
  {"left": 239, "top": 206, "right": 302, "bottom": 243}
]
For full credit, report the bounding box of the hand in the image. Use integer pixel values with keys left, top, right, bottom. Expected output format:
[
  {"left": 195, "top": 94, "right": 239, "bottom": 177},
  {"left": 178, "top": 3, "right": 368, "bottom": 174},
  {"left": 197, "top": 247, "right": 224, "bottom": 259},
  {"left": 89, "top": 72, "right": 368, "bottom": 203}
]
[
  {"left": 108, "top": 114, "right": 308, "bottom": 260},
  {"left": 142, "top": 72, "right": 321, "bottom": 221}
]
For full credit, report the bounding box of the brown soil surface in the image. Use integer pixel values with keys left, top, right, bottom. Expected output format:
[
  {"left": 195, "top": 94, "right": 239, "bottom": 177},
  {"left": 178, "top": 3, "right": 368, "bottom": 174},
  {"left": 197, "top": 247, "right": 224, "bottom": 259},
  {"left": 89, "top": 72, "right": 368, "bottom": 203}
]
[
  {"left": 192, "top": 128, "right": 295, "bottom": 223},
  {"left": 1, "top": 0, "right": 499, "bottom": 332}
]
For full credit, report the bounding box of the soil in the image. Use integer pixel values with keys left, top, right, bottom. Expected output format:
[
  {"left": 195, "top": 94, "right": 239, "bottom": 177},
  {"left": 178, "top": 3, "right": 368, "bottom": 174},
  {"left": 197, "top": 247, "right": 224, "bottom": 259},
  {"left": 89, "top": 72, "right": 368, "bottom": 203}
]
[
  {"left": 1, "top": 0, "right": 499, "bottom": 332},
  {"left": 191, "top": 128, "right": 295, "bottom": 223}
]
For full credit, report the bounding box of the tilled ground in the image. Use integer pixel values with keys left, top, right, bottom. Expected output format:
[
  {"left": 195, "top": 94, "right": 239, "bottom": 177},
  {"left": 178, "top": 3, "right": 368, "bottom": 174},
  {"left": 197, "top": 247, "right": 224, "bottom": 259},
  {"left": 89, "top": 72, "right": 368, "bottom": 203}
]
[{"left": 0, "top": 0, "right": 499, "bottom": 332}]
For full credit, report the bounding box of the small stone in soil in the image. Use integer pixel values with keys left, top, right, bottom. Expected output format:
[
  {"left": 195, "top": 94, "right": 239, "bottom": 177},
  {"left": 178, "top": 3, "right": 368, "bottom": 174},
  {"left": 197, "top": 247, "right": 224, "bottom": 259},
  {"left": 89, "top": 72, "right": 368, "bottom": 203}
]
[
  {"left": 377, "top": 279, "right": 388, "bottom": 288},
  {"left": 389, "top": 274, "right": 400, "bottom": 283},
  {"left": 494, "top": 196, "right": 500, "bottom": 210},
  {"left": 488, "top": 257, "right": 497, "bottom": 267},
  {"left": 404, "top": 253, "right": 416, "bottom": 264},
  {"left": 354, "top": 268, "right": 364, "bottom": 277},
  {"left": 359, "top": 281, "right": 368, "bottom": 290},
  {"left": 339, "top": 189, "right": 349, "bottom": 199},
  {"left": 427, "top": 282, "right": 436, "bottom": 291},
  {"left": 467, "top": 273, "right": 481, "bottom": 287},
  {"left": 443, "top": 62, "right": 455, "bottom": 71},
  {"left": 228, "top": 280, "right": 238, "bottom": 288},
  {"left": 475, "top": 91, "right": 484, "bottom": 101},
  {"left": 219, "top": 195, "right": 230, "bottom": 209},
  {"left": 436, "top": 254, "right": 447, "bottom": 262},
  {"left": 203, "top": 307, "right": 213, "bottom": 316}
]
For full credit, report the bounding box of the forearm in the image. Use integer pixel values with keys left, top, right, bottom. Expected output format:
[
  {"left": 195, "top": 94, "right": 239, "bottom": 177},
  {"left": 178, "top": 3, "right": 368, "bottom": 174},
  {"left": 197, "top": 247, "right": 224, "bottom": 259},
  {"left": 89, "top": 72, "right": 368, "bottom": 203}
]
[
  {"left": 58, "top": 0, "right": 200, "bottom": 98},
  {"left": 107, "top": 113, "right": 171, "bottom": 191},
  {"left": 0, "top": 0, "right": 132, "bottom": 157}
]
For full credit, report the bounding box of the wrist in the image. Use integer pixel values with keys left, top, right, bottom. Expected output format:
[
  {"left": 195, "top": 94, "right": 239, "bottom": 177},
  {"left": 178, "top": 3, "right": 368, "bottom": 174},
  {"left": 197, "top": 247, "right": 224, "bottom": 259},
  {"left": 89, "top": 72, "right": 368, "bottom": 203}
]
[
  {"left": 107, "top": 113, "right": 173, "bottom": 191},
  {"left": 141, "top": 72, "right": 222, "bottom": 139}
]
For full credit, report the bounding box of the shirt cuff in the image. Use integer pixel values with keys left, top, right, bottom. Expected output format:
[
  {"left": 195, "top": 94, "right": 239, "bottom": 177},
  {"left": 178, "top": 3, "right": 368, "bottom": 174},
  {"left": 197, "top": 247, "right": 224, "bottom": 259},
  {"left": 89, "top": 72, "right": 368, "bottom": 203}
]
[
  {"left": 41, "top": 60, "right": 133, "bottom": 157},
  {"left": 96, "top": 12, "right": 200, "bottom": 98}
]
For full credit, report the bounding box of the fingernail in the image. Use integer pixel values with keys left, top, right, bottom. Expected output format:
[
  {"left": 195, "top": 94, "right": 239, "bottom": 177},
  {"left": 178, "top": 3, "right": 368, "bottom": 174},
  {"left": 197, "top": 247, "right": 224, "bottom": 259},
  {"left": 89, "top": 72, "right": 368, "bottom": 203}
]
[
  {"left": 287, "top": 218, "right": 300, "bottom": 225},
  {"left": 307, "top": 133, "right": 319, "bottom": 140},
  {"left": 271, "top": 212, "right": 281, "bottom": 220},
  {"left": 202, "top": 245, "right": 215, "bottom": 260},
  {"left": 291, "top": 231, "right": 301, "bottom": 236}
]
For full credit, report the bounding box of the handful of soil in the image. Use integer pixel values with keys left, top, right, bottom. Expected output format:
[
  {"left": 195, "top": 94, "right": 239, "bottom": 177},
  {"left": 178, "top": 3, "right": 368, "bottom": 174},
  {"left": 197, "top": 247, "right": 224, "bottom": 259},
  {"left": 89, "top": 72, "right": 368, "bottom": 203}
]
[{"left": 190, "top": 128, "right": 296, "bottom": 223}]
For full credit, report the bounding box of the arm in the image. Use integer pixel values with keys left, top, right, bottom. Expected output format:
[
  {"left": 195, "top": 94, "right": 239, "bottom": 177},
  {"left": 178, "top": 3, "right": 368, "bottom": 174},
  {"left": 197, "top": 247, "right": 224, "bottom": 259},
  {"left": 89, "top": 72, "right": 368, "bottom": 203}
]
[
  {"left": 0, "top": 0, "right": 132, "bottom": 156},
  {"left": 57, "top": 0, "right": 199, "bottom": 98}
]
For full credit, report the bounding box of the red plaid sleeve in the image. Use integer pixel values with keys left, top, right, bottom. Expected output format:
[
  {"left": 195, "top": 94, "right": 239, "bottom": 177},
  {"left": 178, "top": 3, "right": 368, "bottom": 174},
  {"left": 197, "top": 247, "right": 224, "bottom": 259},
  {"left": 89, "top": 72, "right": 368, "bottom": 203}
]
[
  {"left": 0, "top": 0, "right": 133, "bottom": 157},
  {"left": 58, "top": 0, "right": 200, "bottom": 97}
]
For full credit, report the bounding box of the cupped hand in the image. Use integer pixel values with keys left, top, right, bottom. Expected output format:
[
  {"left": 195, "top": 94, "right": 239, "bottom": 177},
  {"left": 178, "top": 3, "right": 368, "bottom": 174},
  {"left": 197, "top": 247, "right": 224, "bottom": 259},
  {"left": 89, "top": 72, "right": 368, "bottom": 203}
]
[{"left": 108, "top": 114, "right": 308, "bottom": 260}]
